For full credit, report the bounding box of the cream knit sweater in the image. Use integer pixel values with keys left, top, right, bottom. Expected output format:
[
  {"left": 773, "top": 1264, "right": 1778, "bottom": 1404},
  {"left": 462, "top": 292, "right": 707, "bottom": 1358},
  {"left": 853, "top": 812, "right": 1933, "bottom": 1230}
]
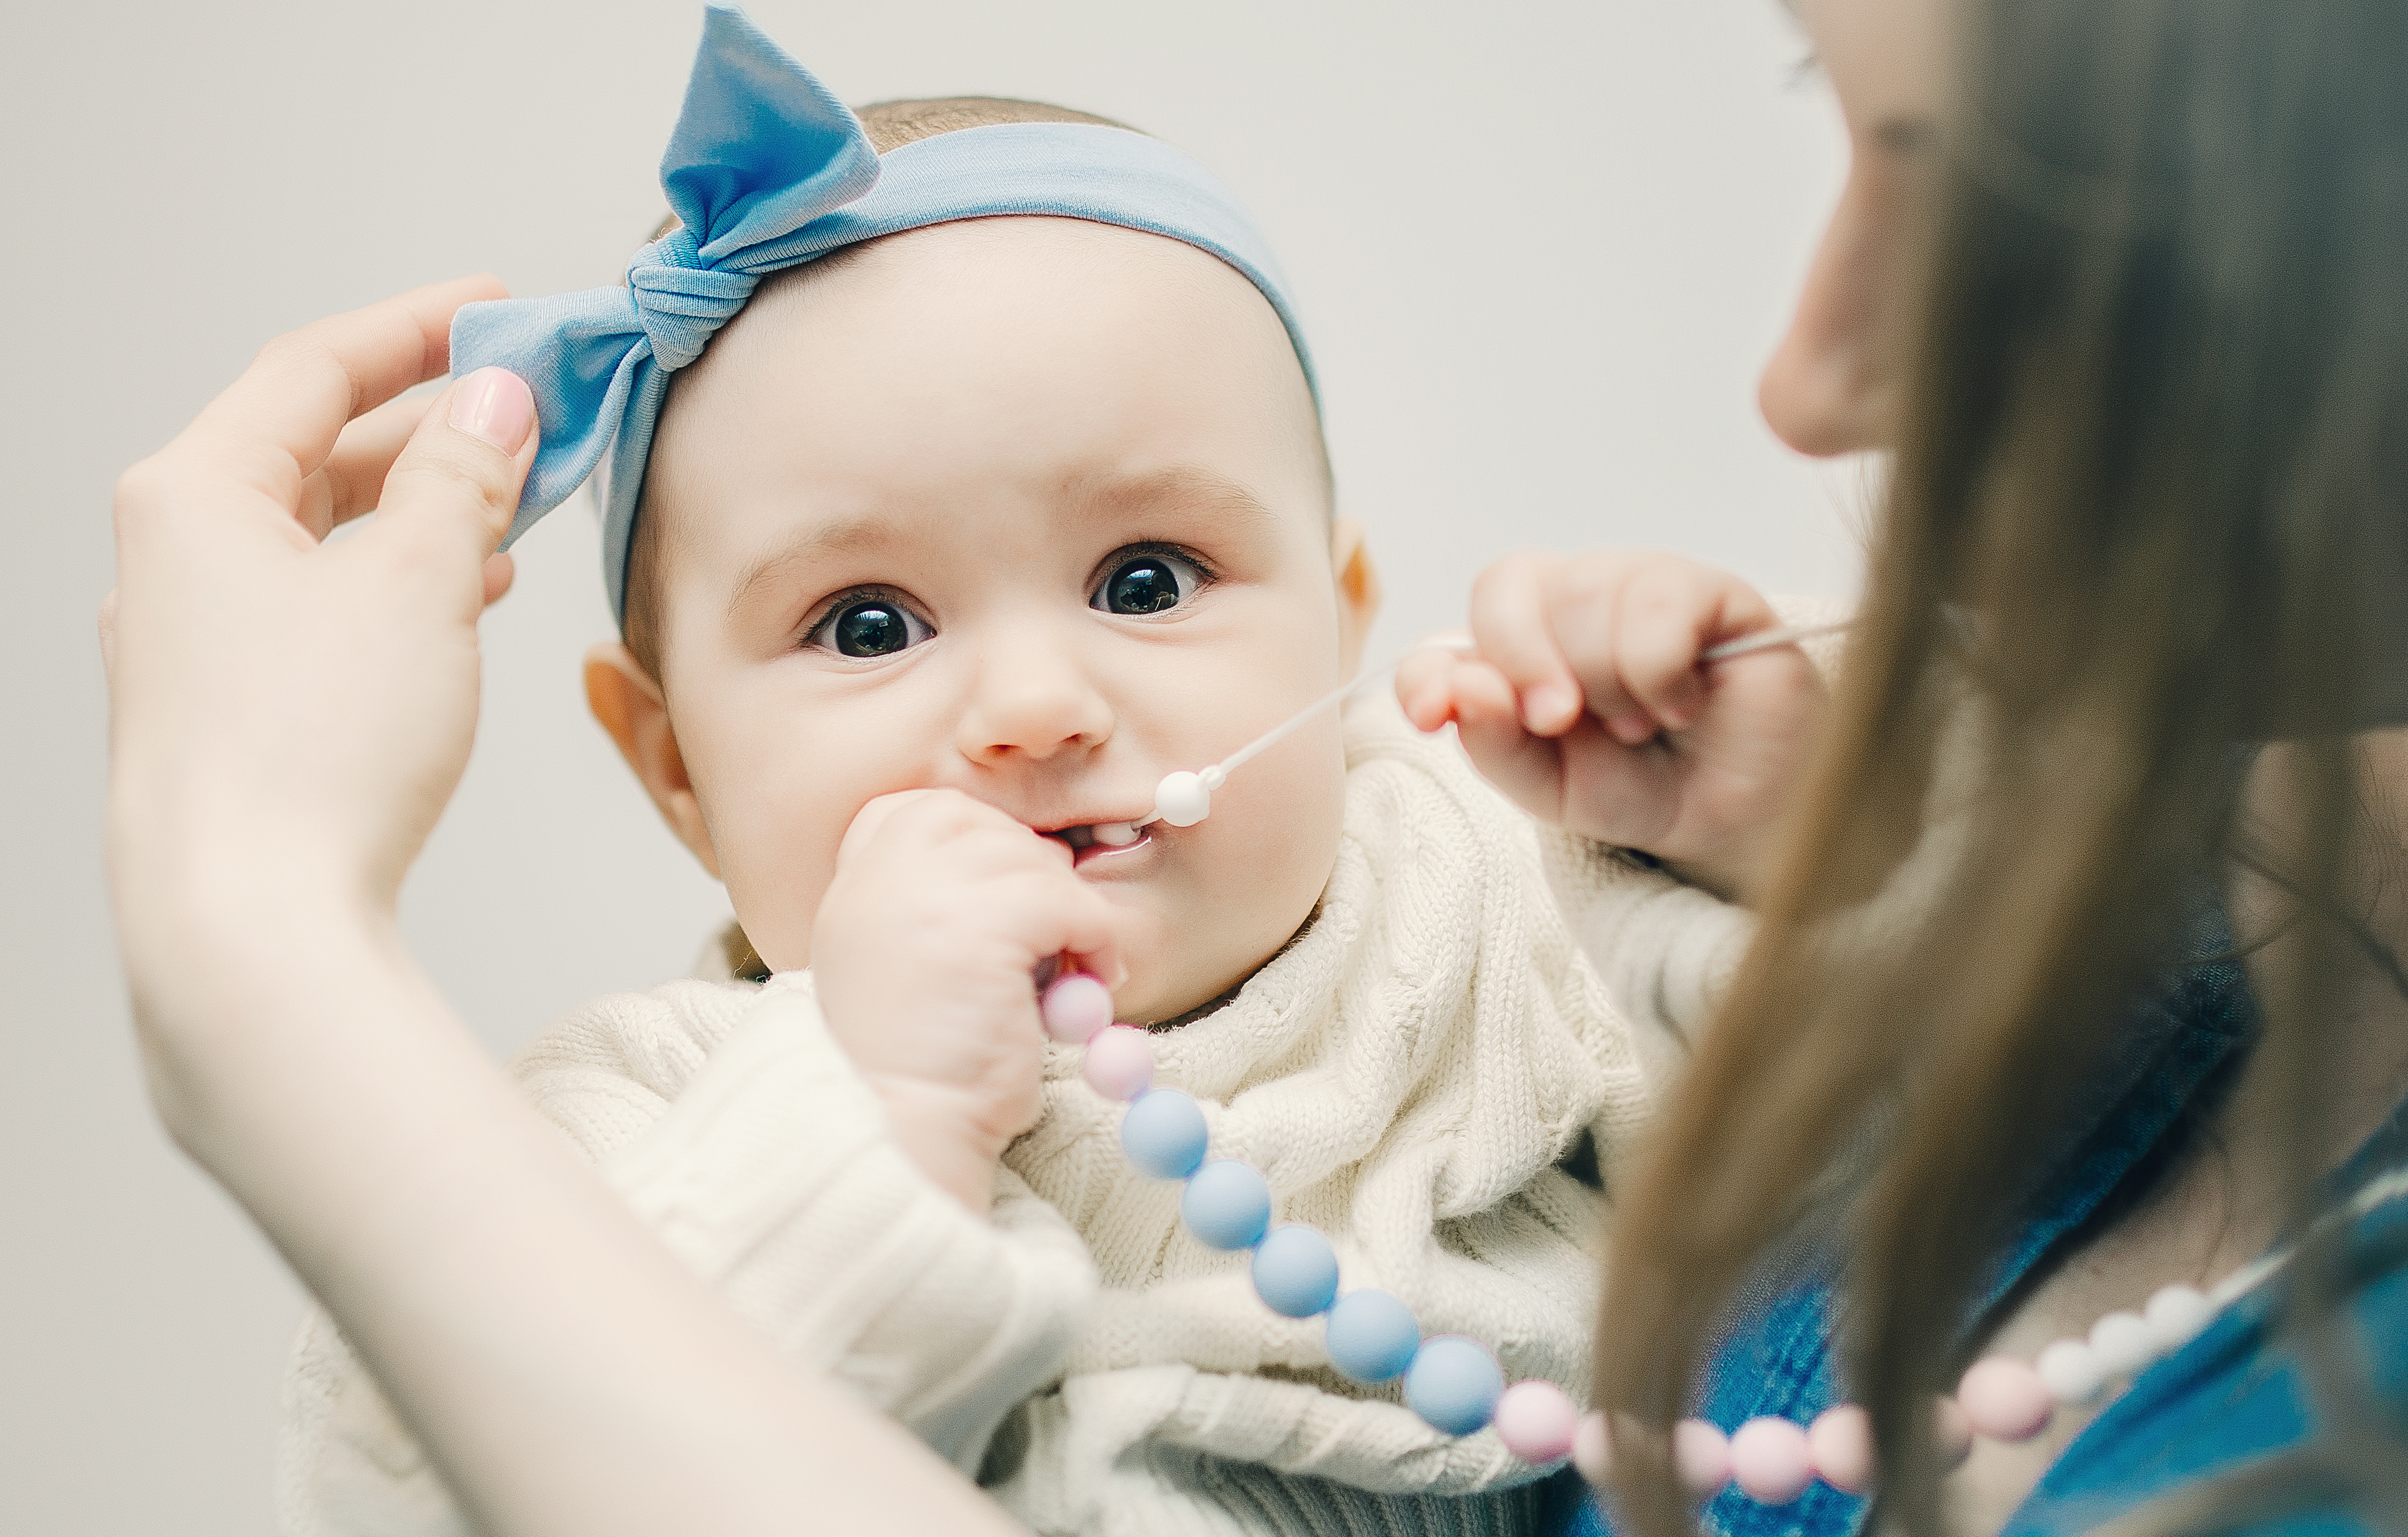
[{"left": 275, "top": 691, "right": 1727, "bottom": 1537}]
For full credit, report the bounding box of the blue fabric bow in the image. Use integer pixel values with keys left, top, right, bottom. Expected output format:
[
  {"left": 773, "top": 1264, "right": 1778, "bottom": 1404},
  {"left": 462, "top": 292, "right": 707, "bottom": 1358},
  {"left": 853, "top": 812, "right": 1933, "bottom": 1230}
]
[{"left": 451, "top": 3, "right": 1314, "bottom": 620}]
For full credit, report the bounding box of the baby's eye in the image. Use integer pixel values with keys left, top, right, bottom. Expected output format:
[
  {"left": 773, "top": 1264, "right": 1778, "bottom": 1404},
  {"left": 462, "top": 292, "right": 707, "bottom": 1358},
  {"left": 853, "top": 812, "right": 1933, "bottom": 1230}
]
[
  {"left": 1092, "top": 550, "right": 1205, "bottom": 617},
  {"left": 808, "top": 595, "right": 933, "bottom": 658}
]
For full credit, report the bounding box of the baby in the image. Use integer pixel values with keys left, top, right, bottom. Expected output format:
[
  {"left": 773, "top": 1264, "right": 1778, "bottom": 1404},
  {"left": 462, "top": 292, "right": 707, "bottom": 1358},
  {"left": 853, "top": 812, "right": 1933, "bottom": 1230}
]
[{"left": 276, "top": 11, "right": 1729, "bottom": 1535}]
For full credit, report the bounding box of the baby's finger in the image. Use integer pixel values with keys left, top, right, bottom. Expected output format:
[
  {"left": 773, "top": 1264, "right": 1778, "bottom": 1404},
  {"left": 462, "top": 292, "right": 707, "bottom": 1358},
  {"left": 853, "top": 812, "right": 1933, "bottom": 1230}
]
[
  {"left": 1446, "top": 660, "right": 1573, "bottom": 821},
  {"left": 994, "top": 869, "right": 1126, "bottom": 987},
  {"left": 836, "top": 788, "right": 948, "bottom": 867},
  {"left": 1395, "top": 635, "right": 1473, "bottom": 731},
  {"left": 1467, "top": 554, "right": 1586, "bottom": 736}
]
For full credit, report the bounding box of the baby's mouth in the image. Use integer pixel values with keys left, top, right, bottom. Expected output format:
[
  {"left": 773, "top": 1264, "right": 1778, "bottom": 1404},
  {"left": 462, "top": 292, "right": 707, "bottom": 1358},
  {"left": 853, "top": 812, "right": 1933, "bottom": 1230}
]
[{"left": 1045, "top": 820, "right": 1152, "bottom": 867}]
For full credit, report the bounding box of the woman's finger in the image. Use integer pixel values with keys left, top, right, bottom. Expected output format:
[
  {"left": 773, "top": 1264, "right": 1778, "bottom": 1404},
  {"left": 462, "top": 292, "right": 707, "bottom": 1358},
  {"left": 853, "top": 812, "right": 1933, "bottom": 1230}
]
[
  {"left": 355, "top": 367, "right": 537, "bottom": 597},
  {"left": 1468, "top": 553, "right": 1588, "bottom": 736},
  {"left": 296, "top": 391, "right": 440, "bottom": 539},
  {"left": 179, "top": 275, "right": 505, "bottom": 496}
]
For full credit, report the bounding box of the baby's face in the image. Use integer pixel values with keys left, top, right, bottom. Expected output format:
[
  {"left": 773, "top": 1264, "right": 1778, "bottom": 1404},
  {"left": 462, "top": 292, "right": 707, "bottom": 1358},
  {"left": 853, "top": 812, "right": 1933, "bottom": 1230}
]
[{"left": 633, "top": 218, "right": 1371, "bottom": 1024}]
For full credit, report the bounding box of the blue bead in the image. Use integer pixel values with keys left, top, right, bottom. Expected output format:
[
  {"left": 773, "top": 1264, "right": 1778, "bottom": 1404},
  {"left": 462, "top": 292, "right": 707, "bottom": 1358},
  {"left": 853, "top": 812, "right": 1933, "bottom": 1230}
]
[
  {"left": 1181, "top": 1160, "right": 1272, "bottom": 1250},
  {"left": 1324, "top": 1289, "right": 1420, "bottom": 1383},
  {"left": 1252, "top": 1225, "right": 1341, "bottom": 1318},
  {"left": 1121, "top": 1089, "right": 1208, "bottom": 1181},
  {"left": 1404, "top": 1335, "right": 1504, "bottom": 1436}
]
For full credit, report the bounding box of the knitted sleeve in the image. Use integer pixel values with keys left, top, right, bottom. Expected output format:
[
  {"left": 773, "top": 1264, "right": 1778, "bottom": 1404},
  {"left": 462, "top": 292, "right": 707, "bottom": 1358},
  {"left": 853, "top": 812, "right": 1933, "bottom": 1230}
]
[
  {"left": 274, "top": 976, "right": 1097, "bottom": 1537},
  {"left": 1537, "top": 594, "right": 1850, "bottom": 1094}
]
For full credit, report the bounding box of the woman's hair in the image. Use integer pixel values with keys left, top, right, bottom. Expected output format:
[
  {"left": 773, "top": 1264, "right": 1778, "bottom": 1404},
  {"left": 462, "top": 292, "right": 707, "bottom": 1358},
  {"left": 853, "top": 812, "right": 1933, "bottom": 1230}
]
[{"left": 1595, "top": 1, "right": 2408, "bottom": 1532}]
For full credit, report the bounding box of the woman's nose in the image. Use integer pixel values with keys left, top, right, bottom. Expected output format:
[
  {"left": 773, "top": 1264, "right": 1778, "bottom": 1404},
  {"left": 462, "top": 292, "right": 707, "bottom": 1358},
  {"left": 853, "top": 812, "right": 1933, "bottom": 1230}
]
[{"left": 954, "top": 629, "right": 1116, "bottom": 765}]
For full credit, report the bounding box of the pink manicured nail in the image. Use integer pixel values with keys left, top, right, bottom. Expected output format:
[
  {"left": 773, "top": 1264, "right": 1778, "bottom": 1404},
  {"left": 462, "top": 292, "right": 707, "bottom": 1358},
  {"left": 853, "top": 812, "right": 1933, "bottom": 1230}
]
[{"left": 448, "top": 367, "right": 535, "bottom": 453}]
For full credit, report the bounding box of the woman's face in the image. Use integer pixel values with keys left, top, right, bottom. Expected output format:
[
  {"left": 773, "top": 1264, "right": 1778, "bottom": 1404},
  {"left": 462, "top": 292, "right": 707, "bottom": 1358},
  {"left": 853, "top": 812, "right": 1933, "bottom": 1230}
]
[{"left": 1759, "top": 0, "right": 1949, "bottom": 457}]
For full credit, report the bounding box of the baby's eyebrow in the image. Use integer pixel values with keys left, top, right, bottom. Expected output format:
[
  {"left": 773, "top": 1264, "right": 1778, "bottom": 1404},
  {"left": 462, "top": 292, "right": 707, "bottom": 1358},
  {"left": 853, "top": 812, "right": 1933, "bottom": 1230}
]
[
  {"left": 1071, "top": 467, "right": 1278, "bottom": 535},
  {"left": 726, "top": 513, "right": 897, "bottom": 619}
]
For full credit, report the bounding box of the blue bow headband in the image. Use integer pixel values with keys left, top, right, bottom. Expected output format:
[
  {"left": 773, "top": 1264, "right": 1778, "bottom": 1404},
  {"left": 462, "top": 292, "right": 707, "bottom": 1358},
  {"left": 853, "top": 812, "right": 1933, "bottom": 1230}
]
[{"left": 451, "top": 4, "right": 1317, "bottom": 621}]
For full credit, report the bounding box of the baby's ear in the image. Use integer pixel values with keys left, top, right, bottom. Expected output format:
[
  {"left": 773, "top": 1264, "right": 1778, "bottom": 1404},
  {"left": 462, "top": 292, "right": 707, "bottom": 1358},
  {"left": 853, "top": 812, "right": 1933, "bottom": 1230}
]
[
  {"left": 1330, "top": 518, "right": 1382, "bottom": 671},
  {"left": 583, "top": 643, "right": 723, "bottom": 879}
]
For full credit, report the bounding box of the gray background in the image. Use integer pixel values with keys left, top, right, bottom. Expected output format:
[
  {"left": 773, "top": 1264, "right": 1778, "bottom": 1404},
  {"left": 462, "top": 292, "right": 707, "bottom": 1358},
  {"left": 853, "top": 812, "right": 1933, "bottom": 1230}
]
[{"left": 1, "top": 2, "right": 1855, "bottom": 1531}]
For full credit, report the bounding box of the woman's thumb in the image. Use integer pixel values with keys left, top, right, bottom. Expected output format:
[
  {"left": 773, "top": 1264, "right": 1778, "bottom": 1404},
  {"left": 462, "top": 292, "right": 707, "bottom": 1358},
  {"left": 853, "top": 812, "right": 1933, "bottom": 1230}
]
[{"left": 369, "top": 367, "right": 539, "bottom": 578}]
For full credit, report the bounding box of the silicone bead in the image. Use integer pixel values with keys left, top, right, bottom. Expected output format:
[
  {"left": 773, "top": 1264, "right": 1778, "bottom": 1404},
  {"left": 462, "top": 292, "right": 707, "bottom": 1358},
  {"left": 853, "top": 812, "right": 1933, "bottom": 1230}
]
[
  {"left": 1154, "top": 770, "right": 1213, "bottom": 827},
  {"left": 1039, "top": 973, "right": 1114, "bottom": 1044},
  {"left": 1251, "top": 1225, "right": 1341, "bottom": 1318},
  {"left": 1806, "top": 1405, "right": 1873, "bottom": 1495},
  {"left": 1405, "top": 1336, "right": 1504, "bottom": 1436},
  {"left": 1082, "top": 1026, "right": 1155, "bottom": 1101},
  {"left": 1493, "top": 1381, "right": 1578, "bottom": 1464},
  {"left": 1571, "top": 1412, "right": 1613, "bottom": 1486},
  {"left": 1672, "top": 1419, "right": 1732, "bottom": 1496},
  {"left": 1093, "top": 820, "right": 1140, "bottom": 847},
  {"left": 1120, "top": 1089, "right": 1209, "bottom": 1180},
  {"left": 2088, "top": 1309, "right": 2156, "bottom": 1378},
  {"left": 1324, "top": 1289, "right": 1421, "bottom": 1383},
  {"left": 1181, "top": 1160, "right": 1272, "bottom": 1250},
  {"left": 2144, "top": 1284, "right": 2213, "bottom": 1349},
  {"left": 1934, "top": 1396, "right": 1973, "bottom": 1468},
  {"left": 1957, "top": 1356, "right": 2053, "bottom": 1442},
  {"left": 1729, "top": 1417, "right": 1814, "bottom": 1505},
  {"left": 2035, "top": 1338, "right": 2106, "bottom": 1406}
]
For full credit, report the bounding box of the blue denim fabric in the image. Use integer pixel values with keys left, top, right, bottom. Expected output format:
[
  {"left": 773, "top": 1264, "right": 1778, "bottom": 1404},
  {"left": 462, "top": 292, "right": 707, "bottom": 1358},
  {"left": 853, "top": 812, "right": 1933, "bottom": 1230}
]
[{"left": 1553, "top": 908, "right": 2408, "bottom": 1537}]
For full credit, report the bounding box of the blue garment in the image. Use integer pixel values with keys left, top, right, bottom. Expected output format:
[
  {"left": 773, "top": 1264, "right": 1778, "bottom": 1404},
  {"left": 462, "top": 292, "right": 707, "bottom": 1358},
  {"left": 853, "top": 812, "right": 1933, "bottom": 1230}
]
[
  {"left": 449, "top": 4, "right": 1316, "bottom": 621},
  {"left": 1554, "top": 912, "right": 2408, "bottom": 1537}
]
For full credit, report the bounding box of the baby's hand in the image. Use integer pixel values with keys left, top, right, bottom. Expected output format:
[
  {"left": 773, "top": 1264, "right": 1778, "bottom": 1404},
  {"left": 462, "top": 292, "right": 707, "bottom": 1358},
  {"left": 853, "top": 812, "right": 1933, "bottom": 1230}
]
[
  {"left": 1396, "top": 550, "right": 1828, "bottom": 904},
  {"left": 812, "top": 789, "right": 1125, "bottom": 1211}
]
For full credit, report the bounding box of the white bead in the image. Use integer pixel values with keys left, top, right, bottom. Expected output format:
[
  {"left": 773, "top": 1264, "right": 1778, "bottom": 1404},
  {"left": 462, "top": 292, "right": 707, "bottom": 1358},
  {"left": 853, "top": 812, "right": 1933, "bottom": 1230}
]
[
  {"left": 1093, "top": 820, "right": 1139, "bottom": 847},
  {"left": 2088, "top": 1309, "right": 2156, "bottom": 1378},
  {"left": 1154, "top": 771, "right": 1212, "bottom": 827},
  {"left": 2034, "top": 1338, "right": 2106, "bottom": 1406},
  {"left": 2143, "top": 1284, "right": 2213, "bottom": 1349}
]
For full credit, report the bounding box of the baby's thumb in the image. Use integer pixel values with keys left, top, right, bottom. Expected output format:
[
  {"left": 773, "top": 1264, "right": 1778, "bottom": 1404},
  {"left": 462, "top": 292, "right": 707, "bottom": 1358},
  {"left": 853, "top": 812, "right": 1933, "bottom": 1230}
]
[{"left": 367, "top": 367, "right": 538, "bottom": 589}]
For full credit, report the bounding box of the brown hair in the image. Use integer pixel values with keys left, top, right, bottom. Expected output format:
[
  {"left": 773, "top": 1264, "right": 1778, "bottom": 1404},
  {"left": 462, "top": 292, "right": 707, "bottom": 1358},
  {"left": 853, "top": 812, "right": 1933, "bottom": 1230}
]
[
  {"left": 1596, "top": 1, "right": 2408, "bottom": 1532},
  {"left": 620, "top": 97, "right": 1127, "bottom": 681}
]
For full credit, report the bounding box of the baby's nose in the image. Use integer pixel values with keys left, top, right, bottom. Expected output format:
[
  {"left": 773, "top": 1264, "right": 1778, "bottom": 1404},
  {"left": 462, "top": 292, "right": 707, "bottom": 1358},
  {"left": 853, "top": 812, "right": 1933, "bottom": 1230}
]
[{"left": 955, "top": 643, "right": 1114, "bottom": 763}]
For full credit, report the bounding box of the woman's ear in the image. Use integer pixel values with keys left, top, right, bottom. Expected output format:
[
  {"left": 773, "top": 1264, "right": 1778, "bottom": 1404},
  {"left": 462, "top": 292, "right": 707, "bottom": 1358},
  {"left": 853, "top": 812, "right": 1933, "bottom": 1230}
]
[
  {"left": 583, "top": 643, "right": 722, "bottom": 879},
  {"left": 1331, "top": 518, "right": 1382, "bottom": 675}
]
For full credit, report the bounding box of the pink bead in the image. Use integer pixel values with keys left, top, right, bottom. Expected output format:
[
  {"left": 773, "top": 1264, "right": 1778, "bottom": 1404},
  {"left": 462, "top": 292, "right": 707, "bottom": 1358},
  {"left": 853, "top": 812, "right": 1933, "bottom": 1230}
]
[
  {"left": 1673, "top": 1418, "right": 1732, "bottom": 1496},
  {"left": 1571, "top": 1412, "right": 1613, "bottom": 1486},
  {"left": 1956, "top": 1356, "right": 2053, "bottom": 1442},
  {"left": 1493, "top": 1381, "right": 1579, "bottom": 1463},
  {"left": 1934, "top": 1395, "right": 1973, "bottom": 1468},
  {"left": 1729, "top": 1417, "right": 1814, "bottom": 1505},
  {"left": 1806, "top": 1404, "right": 1873, "bottom": 1495},
  {"left": 1081, "top": 1025, "right": 1155, "bottom": 1100},
  {"left": 1040, "top": 973, "right": 1114, "bottom": 1044}
]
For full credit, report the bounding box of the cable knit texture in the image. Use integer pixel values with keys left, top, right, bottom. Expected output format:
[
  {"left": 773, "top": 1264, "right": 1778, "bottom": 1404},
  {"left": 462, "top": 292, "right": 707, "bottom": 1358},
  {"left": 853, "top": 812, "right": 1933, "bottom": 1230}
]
[{"left": 276, "top": 694, "right": 1654, "bottom": 1537}]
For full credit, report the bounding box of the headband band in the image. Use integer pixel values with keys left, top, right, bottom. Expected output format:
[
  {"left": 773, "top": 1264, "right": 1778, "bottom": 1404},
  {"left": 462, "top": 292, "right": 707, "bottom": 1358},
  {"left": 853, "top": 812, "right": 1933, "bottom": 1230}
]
[{"left": 451, "top": 3, "right": 1317, "bottom": 620}]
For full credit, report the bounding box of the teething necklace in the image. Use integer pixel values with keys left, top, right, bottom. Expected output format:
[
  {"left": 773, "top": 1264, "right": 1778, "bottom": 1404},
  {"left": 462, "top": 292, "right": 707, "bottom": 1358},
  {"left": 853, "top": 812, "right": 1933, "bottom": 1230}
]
[{"left": 1023, "top": 620, "right": 1850, "bottom": 1469}]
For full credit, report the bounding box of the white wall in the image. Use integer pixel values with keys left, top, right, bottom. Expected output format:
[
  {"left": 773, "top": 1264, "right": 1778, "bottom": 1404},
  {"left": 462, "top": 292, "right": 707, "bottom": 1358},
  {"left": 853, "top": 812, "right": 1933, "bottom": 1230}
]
[{"left": 0, "top": 2, "right": 1851, "bottom": 1530}]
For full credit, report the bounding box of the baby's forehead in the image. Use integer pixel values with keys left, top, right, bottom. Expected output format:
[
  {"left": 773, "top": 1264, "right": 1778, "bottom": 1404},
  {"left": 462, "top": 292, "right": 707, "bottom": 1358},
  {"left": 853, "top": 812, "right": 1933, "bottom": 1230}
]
[{"left": 643, "top": 215, "right": 1328, "bottom": 547}]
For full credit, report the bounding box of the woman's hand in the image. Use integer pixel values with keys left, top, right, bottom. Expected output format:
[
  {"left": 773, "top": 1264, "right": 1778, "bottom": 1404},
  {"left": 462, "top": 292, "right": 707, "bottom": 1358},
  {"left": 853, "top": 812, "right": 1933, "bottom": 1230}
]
[
  {"left": 100, "top": 282, "right": 1026, "bottom": 1537},
  {"left": 105, "top": 276, "right": 533, "bottom": 1072},
  {"left": 1397, "top": 550, "right": 1828, "bottom": 903}
]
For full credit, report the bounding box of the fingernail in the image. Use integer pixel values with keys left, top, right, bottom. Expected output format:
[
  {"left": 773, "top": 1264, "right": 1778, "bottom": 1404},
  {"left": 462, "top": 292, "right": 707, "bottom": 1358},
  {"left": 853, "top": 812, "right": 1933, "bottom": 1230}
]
[
  {"left": 448, "top": 367, "right": 535, "bottom": 453},
  {"left": 1526, "top": 684, "right": 1577, "bottom": 729}
]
